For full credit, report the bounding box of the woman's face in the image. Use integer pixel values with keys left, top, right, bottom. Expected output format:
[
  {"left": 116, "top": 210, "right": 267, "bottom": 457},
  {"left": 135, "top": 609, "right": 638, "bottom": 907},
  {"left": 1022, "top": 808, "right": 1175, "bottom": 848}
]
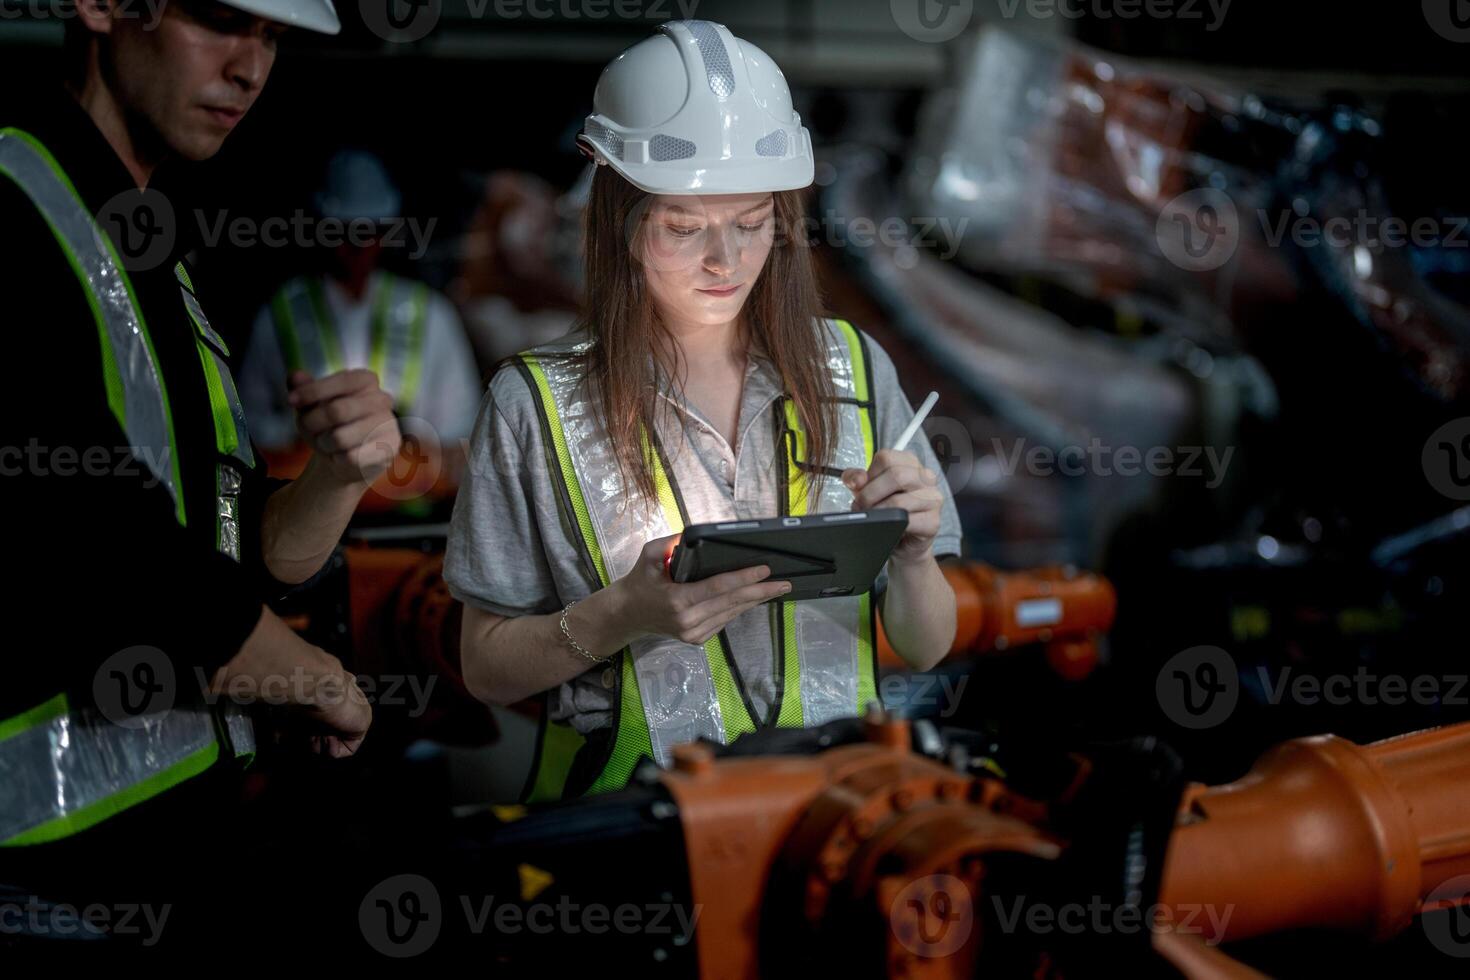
[{"left": 637, "top": 192, "right": 777, "bottom": 330}]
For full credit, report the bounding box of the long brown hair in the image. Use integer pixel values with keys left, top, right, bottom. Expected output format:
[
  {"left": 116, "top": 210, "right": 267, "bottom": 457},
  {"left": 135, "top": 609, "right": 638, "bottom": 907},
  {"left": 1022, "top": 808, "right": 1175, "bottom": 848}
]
[{"left": 537, "top": 165, "right": 838, "bottom": 507}]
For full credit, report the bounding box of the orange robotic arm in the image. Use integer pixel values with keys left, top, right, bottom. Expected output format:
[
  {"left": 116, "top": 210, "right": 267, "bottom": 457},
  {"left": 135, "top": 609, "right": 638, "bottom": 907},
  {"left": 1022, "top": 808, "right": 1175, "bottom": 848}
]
[
  {"left": 877, "top": 563, "right": 1116, "bottom": 681},
  {"left": 1158, "top": 722, "right": 1470, "bottom": 944}
]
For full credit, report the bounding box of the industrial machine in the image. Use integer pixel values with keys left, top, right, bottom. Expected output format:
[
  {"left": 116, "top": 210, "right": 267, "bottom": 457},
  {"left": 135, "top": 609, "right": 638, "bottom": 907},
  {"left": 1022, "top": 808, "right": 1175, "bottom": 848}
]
[
  {"left": 424, "top": 710, "right": 1470, "bottom": 977},
  {"left": 261, "top": 540, "right": 1469, "bottom": 975}
]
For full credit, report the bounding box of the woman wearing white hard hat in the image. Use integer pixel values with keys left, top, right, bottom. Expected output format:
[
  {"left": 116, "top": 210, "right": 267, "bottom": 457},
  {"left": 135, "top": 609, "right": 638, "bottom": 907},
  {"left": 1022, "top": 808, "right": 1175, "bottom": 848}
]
[{"left": 447, "top": 20, "right": 963, "bottom": 800}]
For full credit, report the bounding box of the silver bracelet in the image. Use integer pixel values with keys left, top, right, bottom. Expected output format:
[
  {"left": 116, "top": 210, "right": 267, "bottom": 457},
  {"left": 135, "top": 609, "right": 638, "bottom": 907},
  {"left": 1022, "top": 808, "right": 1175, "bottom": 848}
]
[{"left": 560, "top": 599, "right": 611, "bottom": 664}]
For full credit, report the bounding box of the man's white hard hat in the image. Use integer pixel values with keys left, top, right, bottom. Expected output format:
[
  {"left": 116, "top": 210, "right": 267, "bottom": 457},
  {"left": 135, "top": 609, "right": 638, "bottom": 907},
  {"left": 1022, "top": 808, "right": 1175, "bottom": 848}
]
[
  {"left": 578, "top": 20, "right": 814, "bottom": 196},
  {"left": 218, "top": 0, "right": 341, "bottom": 35}
]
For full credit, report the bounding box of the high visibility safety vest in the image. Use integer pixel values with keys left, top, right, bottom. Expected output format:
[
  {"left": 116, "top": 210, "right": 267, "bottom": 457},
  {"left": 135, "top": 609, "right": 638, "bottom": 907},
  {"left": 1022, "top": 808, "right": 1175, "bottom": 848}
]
[
  {"left": 519, "top": 318, "right": 880, "bottom": 802},
  {"left": 0, "top": 127, "right": 256, "bottom": 846},
  {"left": 269, "top": 272, "right": 430, "bottom": 414}
]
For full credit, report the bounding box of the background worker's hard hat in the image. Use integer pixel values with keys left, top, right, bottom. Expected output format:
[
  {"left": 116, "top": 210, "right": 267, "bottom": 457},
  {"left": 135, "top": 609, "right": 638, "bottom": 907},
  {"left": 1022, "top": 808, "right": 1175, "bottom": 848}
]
[
  {"left": 578, "top": 19, "right": 814, "bottom": 196},
  {"left": 218, "top": 0, "right": 341, "bottom": 35},
  {"left": 314, "top": 149, "right": 401, "bottom": 222}
]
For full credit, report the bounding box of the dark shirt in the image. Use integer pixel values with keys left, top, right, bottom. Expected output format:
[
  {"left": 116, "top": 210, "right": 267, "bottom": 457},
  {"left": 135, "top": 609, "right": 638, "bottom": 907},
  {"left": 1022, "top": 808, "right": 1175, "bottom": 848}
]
[{"left": 0, "top": 88, "right": 288, "bottom": 904}]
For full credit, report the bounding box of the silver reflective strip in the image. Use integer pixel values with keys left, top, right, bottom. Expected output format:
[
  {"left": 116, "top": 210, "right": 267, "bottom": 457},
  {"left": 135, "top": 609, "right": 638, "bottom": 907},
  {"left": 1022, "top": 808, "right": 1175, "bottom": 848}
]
[
  {"left": 376, "top": 276, "right": 425, "bottom": 403},
  {"left": 756, "top": 129, "right": 790, "bottom": 158},
  {"left": 0, "top": 705, "right": 217, "bottom": 845},
  {"left": 222, "top": 700, "right": 256, "bottom": 758},
  {"left": 584, "top": 119, "right": 625, "bottom": 161},
  {"left": 680, "top": 20, "right": 735, "bottom": 100},
  {"left": 217, "top": 463, "right": 242, "bottom": 562},
  {"left": 632, "top": 634, "right": 727, "bottom": 766},
  {"left": 0, "top": 130, "right": 181, "bottom": 514},
  {"left": 182, "top": 286, "right": 230, "bottom": 355},
  {"left": 650, "top": 134, "right": 697, "bottom": 162},
  {"left": 276, "top": 280, "right": 334, "bottom": 378}
]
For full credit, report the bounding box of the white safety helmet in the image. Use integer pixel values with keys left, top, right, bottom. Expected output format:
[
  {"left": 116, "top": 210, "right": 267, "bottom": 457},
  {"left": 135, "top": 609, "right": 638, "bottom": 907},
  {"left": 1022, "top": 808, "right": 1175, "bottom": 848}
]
[
  {"left": 218, "top": 0, "right": 341, "bottom": 34},
  {"left": 578, "top": 20, "right": 814, "bottom": 195}
]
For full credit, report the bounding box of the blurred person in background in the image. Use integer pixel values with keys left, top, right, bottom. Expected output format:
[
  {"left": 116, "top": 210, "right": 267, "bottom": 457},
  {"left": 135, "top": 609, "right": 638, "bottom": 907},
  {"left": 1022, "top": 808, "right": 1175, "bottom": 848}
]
[
  {"left": 241, "top": 148, "right": 482, "bottom": 457},
  {"left": 453, "top": 167, "right": 584, "bottom": 369}
]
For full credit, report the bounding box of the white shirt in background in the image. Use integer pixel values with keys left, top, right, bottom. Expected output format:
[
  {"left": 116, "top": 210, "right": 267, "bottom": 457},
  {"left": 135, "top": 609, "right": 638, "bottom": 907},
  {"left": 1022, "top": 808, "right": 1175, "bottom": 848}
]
[{"left": 240, "top": 270, "right": 484, "bottom": 451}]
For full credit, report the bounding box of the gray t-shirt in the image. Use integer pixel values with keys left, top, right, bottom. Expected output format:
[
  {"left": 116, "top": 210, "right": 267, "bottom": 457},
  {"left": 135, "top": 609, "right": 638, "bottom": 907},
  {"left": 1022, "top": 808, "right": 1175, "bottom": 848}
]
[{"left": 444, "top": 325, "right": 964, "bottom": 733}]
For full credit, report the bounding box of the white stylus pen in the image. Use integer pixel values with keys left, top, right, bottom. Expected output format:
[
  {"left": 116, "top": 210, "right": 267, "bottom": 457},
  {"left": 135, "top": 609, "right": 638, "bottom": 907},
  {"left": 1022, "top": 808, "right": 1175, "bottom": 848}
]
[{"left": 891, "top": 391, "right": 939, "bottom": 453}]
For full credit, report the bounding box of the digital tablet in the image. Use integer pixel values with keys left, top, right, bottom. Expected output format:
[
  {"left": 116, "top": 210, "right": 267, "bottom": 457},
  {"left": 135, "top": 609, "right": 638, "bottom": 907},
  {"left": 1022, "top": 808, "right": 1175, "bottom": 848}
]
[{"left": 667, "top": 508, "right": 909, "bottom": 601}]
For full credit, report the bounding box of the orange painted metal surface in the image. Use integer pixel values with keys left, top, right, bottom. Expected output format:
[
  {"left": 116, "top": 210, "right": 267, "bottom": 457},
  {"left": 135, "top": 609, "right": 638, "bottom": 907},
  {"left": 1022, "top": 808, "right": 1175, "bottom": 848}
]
[
  {"left": 662, "top": 711, "right": 1059, "bottom": 980},
  {"left": 877, "top": 563, "right": 1115, "bottom": 681},
  {"left": 659, "top": 717, "right": 1470, "bottom": 978},
  {"left": 1158, "top": 723, "right": 1470, "bottom": 944}
]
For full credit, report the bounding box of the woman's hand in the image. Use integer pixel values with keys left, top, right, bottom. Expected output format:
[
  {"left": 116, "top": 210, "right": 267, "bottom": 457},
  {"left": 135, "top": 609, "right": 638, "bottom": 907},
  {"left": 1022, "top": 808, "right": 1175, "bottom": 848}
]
[
  {"left": 612, "top": 533, "right": 793, "bottom": 645},
  {"left": 842, "top": 448, "right": 943, "bottom": 564}
]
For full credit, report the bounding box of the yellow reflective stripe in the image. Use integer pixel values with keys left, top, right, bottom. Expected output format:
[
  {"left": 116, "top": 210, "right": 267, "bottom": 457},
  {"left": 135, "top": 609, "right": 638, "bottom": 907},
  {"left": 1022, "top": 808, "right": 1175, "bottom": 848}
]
[
  {"left": 369, "top": 274, "right": 392, "bottom": 383},
  {"left": 173, "top": 260, "right": 194, "bottom": 293},
  {"left": 521, "top": 355, "right": 653, "bottom": 795},
  {"left": 0, "top": 694, "right": 68, "bottom": 745},
  {"left": 397, "top": 283, "right": 429, "bottom": 410},
  {"left": 586, "top": 651, "right": 654, "bottom": 794},
  {"left": 776, "top": 603, "right": 803, "bottom": 728},
  {"left": 3, "top": 742, "right": 220, "bottom": 847},
  {"left": 195, "top": 338, "right": 238, "bottom": 458},
  {"left": 523, "top": 357, "right": 610, "bottom": 587},
  {"left": 304, "top": 277, "right": 344, "bottom": 373},
  {"left": 372, "top": 275, "right": 429, "bottom": 411},
  {"left": 270, "top": 289, "right": 305, "bottom": 373},
  {"left": 777, "top": 396, "right": 806, "bottom": 728},
  {"left": 526, "top": 718, "right": 586, "bottom": 803},
  {"left": 856, "top": 592, "right": 877, "bottom": 714},
  {"left": 784, "top": 399, "right": 811, "bottom": 516}
]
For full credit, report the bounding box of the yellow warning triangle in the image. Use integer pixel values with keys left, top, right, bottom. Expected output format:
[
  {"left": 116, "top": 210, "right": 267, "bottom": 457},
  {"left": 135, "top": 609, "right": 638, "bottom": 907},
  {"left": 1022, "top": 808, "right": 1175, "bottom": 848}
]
[{"left": 518, "top": 863, "right": 554, "bottom": 903}]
